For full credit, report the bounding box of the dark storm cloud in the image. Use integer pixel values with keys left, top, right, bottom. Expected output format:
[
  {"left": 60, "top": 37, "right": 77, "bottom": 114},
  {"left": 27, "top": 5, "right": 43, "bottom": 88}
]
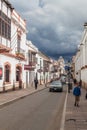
[{"left": 9, "top": 0, "right": 87, "bottom": 60}]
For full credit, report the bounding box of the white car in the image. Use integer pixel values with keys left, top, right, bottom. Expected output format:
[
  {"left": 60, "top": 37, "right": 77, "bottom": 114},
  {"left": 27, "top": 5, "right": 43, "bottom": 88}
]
[{"left": 49, "top": 81, "right": 63, "bottom": 92}]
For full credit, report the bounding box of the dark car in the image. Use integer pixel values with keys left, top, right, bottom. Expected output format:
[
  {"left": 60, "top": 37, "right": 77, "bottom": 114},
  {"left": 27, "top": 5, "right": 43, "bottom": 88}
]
[{"left": 49, "top": 81, "right": 63, "bottom": 92}]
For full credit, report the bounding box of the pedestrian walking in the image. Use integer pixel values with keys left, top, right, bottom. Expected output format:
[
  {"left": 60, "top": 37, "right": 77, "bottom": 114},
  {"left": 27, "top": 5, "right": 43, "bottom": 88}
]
[
  {"left": 79, "top": 79, "right": 82, "bottom": 88},
  {"left": 73, "top": 81, "right": 81, "bottom": 107},
  {"left": 85, "top": 89, "right": 87, "bottom": 99},
  {"left": 68, "top": 78, "right": 73, "bottom": 93},
  {"left": 34, "top": 78, "right": 38, "bottom": 89}
]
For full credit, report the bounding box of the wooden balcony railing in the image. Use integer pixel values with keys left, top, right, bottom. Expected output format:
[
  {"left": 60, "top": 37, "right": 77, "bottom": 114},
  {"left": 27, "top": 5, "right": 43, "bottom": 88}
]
[
  {"left": 0, "top": 44, "right": 11, "bottom": 53},
  {"left": 15, "top": 48, "right": 25, "bottom": 60},
  {"left": 29, "top": 61, "right": 36, "bottom": 66}
]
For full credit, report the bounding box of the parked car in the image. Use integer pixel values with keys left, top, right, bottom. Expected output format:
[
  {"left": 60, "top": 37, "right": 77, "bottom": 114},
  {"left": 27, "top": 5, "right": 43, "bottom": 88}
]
[{"left": 49, "top": 80, "right": 63, "bottom": 92}]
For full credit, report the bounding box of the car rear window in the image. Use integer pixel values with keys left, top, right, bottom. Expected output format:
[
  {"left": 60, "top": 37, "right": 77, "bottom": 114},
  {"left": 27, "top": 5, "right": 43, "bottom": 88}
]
[{"left": 51, "top": 81, "right": 62, "bottom": 85}]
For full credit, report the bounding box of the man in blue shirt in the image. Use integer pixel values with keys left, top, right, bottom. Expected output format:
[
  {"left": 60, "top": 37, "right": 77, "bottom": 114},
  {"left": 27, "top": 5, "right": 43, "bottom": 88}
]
[{"left": 73, "top": 82, "right": 81, "bottom": 107}]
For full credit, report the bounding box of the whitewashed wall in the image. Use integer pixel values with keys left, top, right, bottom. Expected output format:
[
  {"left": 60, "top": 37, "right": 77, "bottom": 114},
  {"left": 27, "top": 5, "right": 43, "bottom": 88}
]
[{"left": 0, "top": 54, "right": 26, "bottom": 87}]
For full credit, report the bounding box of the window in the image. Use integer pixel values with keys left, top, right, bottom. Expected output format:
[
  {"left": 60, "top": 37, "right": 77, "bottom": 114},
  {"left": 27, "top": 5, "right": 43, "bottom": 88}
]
[
  {"left": 5, "top": 23, "right": 7, "bottom": 37},
  {"left": 17, "top": 35, "right": 21, "bottom": 52},
  {"left": 16, "top": 66, "right": 21, "bottom": 81},
  {"left": 0, "top": 10, "right": 11, "bottom": 40},
  {"left": 5, "top": 64, "right": 10, "bottom": 82},
  {"left": 2, "top": 20, "right": 5, "bottom": 36},
  {"left": 0, "top": 19, "right": 1, "bottom": 35}
]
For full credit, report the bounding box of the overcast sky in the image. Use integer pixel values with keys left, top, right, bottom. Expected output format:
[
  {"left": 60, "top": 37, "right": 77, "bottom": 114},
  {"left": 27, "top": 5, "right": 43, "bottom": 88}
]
[{"left": 9, "top": 0, "right": 87, "bottom": 60}]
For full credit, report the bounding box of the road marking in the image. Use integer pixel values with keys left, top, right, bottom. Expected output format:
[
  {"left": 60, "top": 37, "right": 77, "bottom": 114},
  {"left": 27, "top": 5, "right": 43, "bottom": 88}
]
[{"left": 60, "top": 87, "right": 68, "bottom": 130}]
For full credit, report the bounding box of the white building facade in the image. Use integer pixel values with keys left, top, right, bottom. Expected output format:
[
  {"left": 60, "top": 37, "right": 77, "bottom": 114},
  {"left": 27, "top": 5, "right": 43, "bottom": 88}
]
[
  {"left": 25, "top": 40, "right": 38, "bottom": 87},
  {"left": 0, "top": 0, "right": 27, "bottom": 91},
  {"left": 73, "top": 23, "right": 87, "bottom": 88},
  {"left": 0, "top": 0, "right": 66, "bottom": 92},
  {"left": 36, "top": 51, "right": 51, "bottom": 85}
]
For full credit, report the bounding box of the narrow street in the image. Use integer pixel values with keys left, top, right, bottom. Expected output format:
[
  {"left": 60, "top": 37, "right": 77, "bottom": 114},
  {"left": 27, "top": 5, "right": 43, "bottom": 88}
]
[
  {"left": 0, "top": 0, "right": 87, "bottom": 130},
  {"left": 0, "top": 87, "right": 67, "bottom": 130}
]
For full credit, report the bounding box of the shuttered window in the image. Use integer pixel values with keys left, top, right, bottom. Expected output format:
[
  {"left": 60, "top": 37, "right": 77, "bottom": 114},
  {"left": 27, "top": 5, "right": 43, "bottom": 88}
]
[
  {"left": 0, "top": 10, "right": 11, "bottom": 40},
  {"left": 5, "top": 65, "right": 10, "bottom": 82}
]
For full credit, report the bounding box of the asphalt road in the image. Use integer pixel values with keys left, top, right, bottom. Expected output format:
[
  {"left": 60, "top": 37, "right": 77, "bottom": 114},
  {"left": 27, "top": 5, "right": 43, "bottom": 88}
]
[{"left": 0, "top": 87, "right": 67, "bottom": 130}]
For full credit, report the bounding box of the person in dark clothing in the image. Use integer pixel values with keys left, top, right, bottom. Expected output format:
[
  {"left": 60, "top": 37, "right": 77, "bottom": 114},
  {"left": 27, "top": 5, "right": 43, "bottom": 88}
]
[
  {"left": 79, "top": 79, "right": 82, "bottom": 87},
  {"left": 34, "top": 78, "right": 38, "bottom": 89},
  {"left": 73, "top": 82, "right": 81, "bottom": 107},
  {"left": 73, "top": 78, "right": 77, "bottom": 84},
  {"left": 85, "top": 90, "right": 87, "bottom": 99}
]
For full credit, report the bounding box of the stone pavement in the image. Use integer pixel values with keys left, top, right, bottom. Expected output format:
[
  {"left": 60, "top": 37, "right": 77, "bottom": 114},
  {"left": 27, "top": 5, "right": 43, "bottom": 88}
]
[
  {"left": 65, "top": 88, "right": 87, "bottom": 130},
  {"left": 0, "top": 84, "right": 46, "bottom": 108}
]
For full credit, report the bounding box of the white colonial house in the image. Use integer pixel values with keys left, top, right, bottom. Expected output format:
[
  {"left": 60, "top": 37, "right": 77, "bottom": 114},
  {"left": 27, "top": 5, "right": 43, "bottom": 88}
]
[
  {"left": 73, "top": 23, "right": 87, "bottom": 88},
  {"left": 36, "top": 51, "right": 51, "bottom": 85},
  {"left": 25, "top": 40, "right": 38, "bottom": 87},
  {"left": 0, "top": 0, "right": 27, "bottom": 91},
  {"left": 73, "top": 47, "right": 81, "bottom": 82}
]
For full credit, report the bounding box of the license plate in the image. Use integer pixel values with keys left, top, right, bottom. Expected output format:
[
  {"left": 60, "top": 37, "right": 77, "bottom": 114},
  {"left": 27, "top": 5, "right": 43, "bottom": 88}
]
[{"left": 54, "top": 88, "right": 57, "bottom": 90}]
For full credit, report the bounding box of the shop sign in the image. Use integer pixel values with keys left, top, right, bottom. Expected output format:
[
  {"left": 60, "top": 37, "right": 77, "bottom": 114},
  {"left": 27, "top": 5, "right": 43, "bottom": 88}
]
[{"left": 24, "top": 65, "right": 35, "bottom": 70}]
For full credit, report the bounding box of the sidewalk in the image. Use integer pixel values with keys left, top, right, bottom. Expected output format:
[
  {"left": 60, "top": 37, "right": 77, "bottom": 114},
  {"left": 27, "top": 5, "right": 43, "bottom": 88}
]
[
  {"left": 65, "top": 88, "right": 87, "bottom": 130},
  {"left": 0, "top": 84, "right": 46, "bottom": 108}
]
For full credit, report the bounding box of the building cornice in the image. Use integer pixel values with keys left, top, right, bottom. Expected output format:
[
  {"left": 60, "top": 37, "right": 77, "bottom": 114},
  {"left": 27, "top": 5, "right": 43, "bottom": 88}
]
[{"left": 3, "top": 0, "right": 14, "bottom": 10}]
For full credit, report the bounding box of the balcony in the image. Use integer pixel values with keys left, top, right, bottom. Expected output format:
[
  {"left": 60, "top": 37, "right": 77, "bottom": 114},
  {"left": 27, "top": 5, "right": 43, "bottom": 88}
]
[
  {"left": 43, "top": 67, "right": 49, "bottom": 72},
  {"left": 29, "top": 61, "right": 36, "bottom": 66},
  {"left": 15, "top": 48, "right": 25, "bottom": 60},
  {"left": 0, "top": 44, "right": 11, "bottom": 53}
]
